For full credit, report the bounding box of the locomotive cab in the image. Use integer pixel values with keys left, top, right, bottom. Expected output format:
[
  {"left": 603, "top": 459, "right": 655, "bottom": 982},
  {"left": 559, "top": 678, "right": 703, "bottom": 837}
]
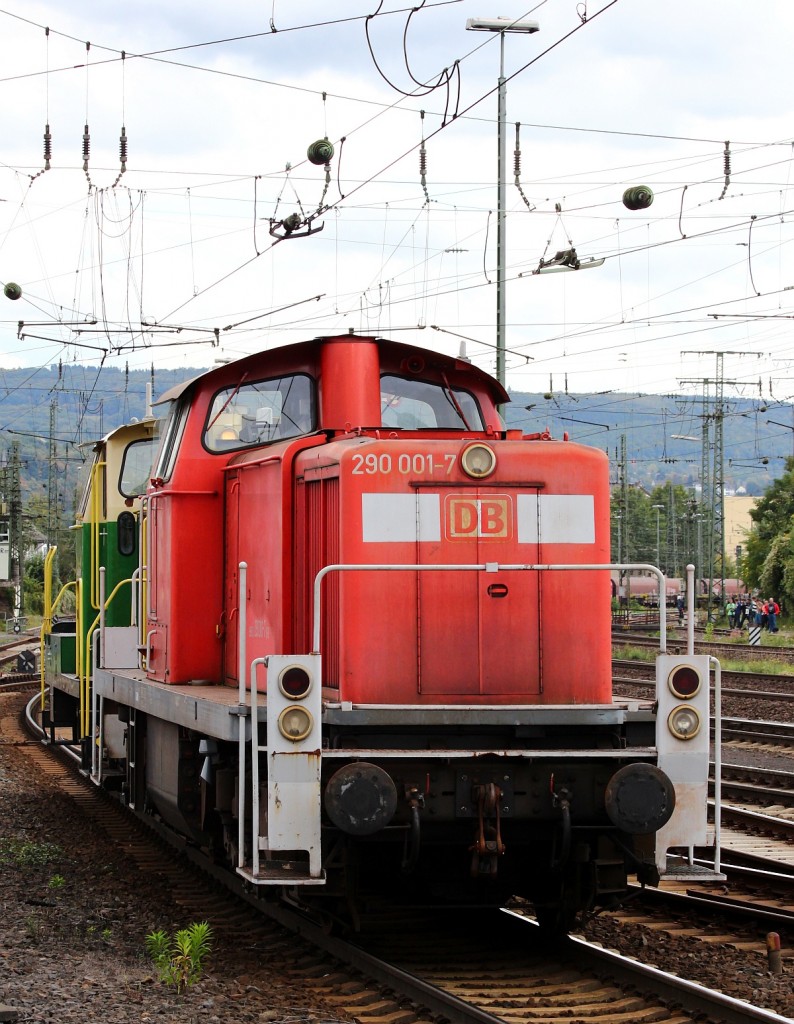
[{"left": 41, "top": 417, "right": 158, "bottom": 762}]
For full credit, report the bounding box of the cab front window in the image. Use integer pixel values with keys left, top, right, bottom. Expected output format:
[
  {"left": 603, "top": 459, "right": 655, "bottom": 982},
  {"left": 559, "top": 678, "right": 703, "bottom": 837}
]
[
  {"left": 380, "top": 374, "right": 483, "bottom": 429},
  {"left": 204, "top": 374, "right": 314, "bottom": 452},
  {"left": 119, "top": 438, "right": 157, "bottom": 497}
]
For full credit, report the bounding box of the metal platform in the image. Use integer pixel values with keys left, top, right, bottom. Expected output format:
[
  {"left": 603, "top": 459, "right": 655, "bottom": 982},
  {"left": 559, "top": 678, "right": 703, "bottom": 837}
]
[
  {"left": 91, "top": 664, "right": 659, "bottom": 752},
  {"left": 663, "top": 855, "right": 726, "bottom": 881},
  {"left": 237, "top": 863, "right": 326, "bottom": 886},
  {"left": 48, "top": 671, "right": 80, "bottom": 700},
  {"left": 94, "top": 667, "right": 251, "bottom": 742}
]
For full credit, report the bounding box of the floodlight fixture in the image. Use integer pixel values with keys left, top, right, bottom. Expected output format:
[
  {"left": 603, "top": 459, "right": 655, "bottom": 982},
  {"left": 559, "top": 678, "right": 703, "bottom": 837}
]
[{"left": 466, "top": 17, "right": 540, "bottom": 33}]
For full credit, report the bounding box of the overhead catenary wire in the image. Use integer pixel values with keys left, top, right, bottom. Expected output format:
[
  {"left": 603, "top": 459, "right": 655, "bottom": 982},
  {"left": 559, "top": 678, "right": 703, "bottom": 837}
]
[{"left": 1, "top": 1, "right": 793, "bottom": 400}]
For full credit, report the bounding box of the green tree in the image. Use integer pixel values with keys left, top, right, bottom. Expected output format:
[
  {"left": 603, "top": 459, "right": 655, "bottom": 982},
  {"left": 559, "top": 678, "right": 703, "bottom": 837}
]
[
  {"left": 743, "top": 457, "right": 794, "bottom": 605},
  {"left": 20, "top": 493, "right": 77, "bottom": 613},
  {"left": 23, "top": 552, "right": 45, "bottom": 615}
]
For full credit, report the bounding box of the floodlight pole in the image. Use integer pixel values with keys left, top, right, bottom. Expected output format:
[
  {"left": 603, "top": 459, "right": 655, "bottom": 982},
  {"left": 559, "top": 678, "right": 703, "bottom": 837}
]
[
  {"left": 496, "top": 31, "right": 507, "bottom": 395},
  {"left": 652, "top": 503, "right": 664, "bottom": 568},
  {"left": 466, "top": 17, "right": 539, "bottom": 407}
]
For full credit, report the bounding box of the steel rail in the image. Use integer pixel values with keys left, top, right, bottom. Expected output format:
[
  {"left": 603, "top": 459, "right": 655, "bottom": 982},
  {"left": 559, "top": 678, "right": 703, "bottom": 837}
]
[
  {"left": 560, "top": 928, "right": 793, "bottom": 1024},
  {"left": 19, "top": 689, "right": 791, "bottom": 1024}
]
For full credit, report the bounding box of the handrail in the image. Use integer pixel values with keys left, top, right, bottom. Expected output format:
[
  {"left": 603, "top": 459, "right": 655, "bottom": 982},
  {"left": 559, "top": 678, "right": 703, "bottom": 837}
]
[
  {"left": 90, "top": 460, "right": 106, "bottom": 611},
  {"left": 237, "top": 562, "right": 248, "bottom": 871},
  {"left": 40, "top": 577, "right": 79, "bottom": 701},
  {"left": 75, "top": 578, "right": 82, "bottom": 683},
  {"left": 709, "top": 653, "right": 722, "bottom": 874},
  {"left": 312, "top": 561, "right": 667, "bottom": 655},
  {"left": 40, "top": 545, "right": 81, "bottom": 712},
  {"left": 81, "top": 572, "right": 134, "bottom": 738},
  {"left": 140, "top": 498, "right": 148, "bottom": 663},
  {"left": 248, "top": 654, "right": 266, "bottom": 878},
  {"left": 43, "top": 546, "right": 55, "bottom": 621},
  {"left": 39, "top": 546, "right": 58, "bottom": 710},
  {"left": 130, "top": 568, "right": 141, "bottom": 628}
]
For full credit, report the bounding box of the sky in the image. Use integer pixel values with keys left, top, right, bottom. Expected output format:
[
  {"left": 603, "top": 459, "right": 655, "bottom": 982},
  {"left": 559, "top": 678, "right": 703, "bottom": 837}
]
[{"left": 1, "top": 0, "right": 794, "bottom": 418}]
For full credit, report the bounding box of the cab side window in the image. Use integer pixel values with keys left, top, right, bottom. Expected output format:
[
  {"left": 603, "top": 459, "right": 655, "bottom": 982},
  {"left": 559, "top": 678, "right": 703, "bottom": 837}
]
[{"left": 153, "top": 399, "right": 189, "bottom": 482}]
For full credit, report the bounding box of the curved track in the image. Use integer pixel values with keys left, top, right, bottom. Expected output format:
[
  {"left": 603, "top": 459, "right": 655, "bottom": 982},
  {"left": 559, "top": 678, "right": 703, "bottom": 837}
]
[{"left": 4, "top": 685, "right": 790, "bottom": 1023}]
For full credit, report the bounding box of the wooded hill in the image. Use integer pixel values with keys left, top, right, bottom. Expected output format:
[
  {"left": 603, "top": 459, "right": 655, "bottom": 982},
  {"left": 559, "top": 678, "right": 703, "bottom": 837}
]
[{"left": 0, "top": 360, "right": 787, "bottom": 519}]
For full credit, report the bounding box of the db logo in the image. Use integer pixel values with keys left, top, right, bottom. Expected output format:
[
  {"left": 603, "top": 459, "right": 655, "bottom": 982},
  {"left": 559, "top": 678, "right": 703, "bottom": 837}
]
[{"left": 446, "top": 495, "right": 511, "bottom": 539}]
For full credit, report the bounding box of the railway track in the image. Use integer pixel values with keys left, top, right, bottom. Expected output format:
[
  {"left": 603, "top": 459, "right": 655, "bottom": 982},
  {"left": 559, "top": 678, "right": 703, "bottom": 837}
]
[
  {"left": 2, "top": 685, "right": 791, "bottom": 1023},
  {"left": 613, "top": 631, "right": 794, "bottom": 666},
  {"left": 719, "top": 718, "right": 794, "bottom": 746},
  {"left": 718, "top": 762, "right": 794, "bottom": 810},
  {"left": 613, "top": 657, "right": 794, "bottom": 697},
  {"left": 638, "top": 869, "right": 794, "bottom": 928}
]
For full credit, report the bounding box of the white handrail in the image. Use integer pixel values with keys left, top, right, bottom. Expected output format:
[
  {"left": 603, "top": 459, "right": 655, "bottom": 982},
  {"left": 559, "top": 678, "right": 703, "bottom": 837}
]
[
  {"left": 248, "top": 656, "right": 267, "bottom": 877},
  {"left": 130, "top": 567, "right": 141, "bottom": 628},
  {"left": 710, "top": 654, "right": 722, "bottom": 874},
  {"left": 237, "top": 562, "right": 248, "bottom": 871},
  {"left": 312, "top": 561, "right": 667, "bottom": 654}
]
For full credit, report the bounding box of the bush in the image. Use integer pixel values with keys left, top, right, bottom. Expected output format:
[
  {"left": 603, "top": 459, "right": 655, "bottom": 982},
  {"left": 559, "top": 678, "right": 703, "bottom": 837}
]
[{"left": 145, "top": 922, "right": 213, "bottom": 993}]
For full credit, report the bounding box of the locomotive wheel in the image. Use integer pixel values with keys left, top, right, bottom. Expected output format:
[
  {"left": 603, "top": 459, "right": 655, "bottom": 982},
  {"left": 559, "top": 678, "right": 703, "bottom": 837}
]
[
  {"left": 533, "top": 898, "right": 578, "bottom": 936},
  {"left": 531, "top": 869, "right": 583, "bottom": 935}
]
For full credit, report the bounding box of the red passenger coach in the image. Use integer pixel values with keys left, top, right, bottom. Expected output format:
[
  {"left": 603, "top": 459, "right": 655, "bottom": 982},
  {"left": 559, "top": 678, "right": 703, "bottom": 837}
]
[{"left": 47, "top": 331, "right": 720, "bottom": 934}]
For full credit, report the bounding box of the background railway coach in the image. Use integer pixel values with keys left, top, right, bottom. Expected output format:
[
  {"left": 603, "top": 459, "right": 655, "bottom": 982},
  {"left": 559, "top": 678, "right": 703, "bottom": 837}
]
[{"left": 42, "top": 332, "right": 719, "bottom": 932}]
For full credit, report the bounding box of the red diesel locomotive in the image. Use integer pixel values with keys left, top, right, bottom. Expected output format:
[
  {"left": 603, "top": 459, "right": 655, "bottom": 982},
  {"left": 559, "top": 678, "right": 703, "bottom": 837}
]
[{"left": 42, "top": 332, "right": 716, "bottom": 931}]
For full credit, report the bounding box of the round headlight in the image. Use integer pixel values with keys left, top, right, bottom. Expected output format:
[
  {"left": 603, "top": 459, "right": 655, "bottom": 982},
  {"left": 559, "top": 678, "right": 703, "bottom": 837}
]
[
  {"left": 461, "top": 443, "right": 496, "bottom": 479},
  {"left": 667, "top": 664, "right": 701, "bottom": 699},
  {"left": 279, "top": 665, "right": 312, "bottom": 699},
  {"left": 278, "top": 705, "right": 314, "bottom": 742},
  {"left": 667, "top": 704, "right": 701, "bottom": 741}
]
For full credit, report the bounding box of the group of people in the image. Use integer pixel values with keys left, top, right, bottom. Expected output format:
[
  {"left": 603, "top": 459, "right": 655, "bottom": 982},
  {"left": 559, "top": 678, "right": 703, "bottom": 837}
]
[
  {"left": 725, "top": 596, "right": 780, "bottom": 632},
  {"left": 674, "top": 594, "right": 782, "bottom": 631}
]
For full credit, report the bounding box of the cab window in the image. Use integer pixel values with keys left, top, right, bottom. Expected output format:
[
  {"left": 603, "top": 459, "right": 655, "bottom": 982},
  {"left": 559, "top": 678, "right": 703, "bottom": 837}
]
[
  {"left": 153, "top": 398, "right": 189, "bottom": 482},
  {"left": 380, "top": 374, "right": 484, "bottom": 429},
  {"left": 204, "top": 374, "right": 314, "bottom": 452},
  {"left": 119, "top": 438, "right": 157, "bottom": 497}
]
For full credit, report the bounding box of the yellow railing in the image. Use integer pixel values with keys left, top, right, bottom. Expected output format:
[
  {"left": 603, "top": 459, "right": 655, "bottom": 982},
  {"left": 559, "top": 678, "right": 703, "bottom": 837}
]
[
  {"left": 140, "top": 508, "right": 148, "bottom": 660},
  {"left": 40, "top": 546, "right": 80, "bottom": 712},
  {"left": 81, "top": 577, "right": 133, "bottom": 737},
  {"left": 90, "top": 460, "right": 106, "bottom": 611}
]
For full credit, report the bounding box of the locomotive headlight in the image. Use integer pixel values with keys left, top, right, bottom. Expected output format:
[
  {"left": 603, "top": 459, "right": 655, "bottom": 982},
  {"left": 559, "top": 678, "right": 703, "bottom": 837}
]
[
  {"left": 667, "top": 663, "right": 702, "bottom": 699},
  {"left": 461, "top": 443, "right": 496, "bottom": 479},
  {"left": 278, "top": 705, "right": 314, "bottom": 742},
  {"left": 667, "top": 704, "right": 701, "bottom": 740}
]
